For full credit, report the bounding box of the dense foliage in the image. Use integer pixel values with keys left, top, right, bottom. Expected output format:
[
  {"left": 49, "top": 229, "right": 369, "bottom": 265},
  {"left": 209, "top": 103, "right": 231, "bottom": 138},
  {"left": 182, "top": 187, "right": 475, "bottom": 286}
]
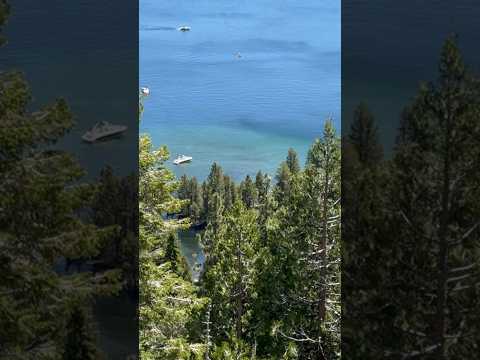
[
  {"left": 343, "top": 36, "right": 480, "bottom": 359},
  {"left": 142, "top": 106, "right": 341, "bottom": 358},
  {"left": 139, "top": 95, "right": 208, "bottom": 360}
]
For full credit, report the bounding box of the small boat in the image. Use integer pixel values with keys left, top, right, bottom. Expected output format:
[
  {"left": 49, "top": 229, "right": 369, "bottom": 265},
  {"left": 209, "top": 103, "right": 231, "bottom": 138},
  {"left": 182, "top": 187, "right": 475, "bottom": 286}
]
[
  {"left": 32, "top": 111, "right": 50, "bottom": 120},
  {"left": 140, "top": 87, "right": 150, "bottom": 96},
  {"left": 178, "top": 26, "right": 191, "bottom": 32},
  {"left": 82, "top": 121, "right": 127, "bottom": 143},
  {"left": 173, "top": 154, "right": 193, "bottom": 165},
  {"left": 235, "top": 52, "right": 242, "bottom": 59}
]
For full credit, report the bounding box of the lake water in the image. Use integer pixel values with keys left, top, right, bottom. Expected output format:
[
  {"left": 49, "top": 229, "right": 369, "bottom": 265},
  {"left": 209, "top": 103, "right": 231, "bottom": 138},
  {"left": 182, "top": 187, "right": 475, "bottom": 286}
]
[
  {"left": 140, "top": 0, "right": 341, "bottom": 182},
  {"left": 140, "top": 0, "right": 340, "bottom": 279}
]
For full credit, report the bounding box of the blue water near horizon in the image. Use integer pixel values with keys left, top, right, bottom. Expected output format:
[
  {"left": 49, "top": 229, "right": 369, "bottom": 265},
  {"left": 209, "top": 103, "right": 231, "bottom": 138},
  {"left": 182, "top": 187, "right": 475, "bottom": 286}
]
[{"left": 140, "top": 0, "right": 340, "bottom": 182}]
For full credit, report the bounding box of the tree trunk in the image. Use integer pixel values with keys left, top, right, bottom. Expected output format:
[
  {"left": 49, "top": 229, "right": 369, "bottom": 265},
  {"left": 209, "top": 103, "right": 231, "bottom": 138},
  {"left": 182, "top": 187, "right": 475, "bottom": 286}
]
[
  {"left": 236, "top": 233, "right": 244, "bottom": 339},
  {"left": 434, "top": 112, "right": 451, "bottom": 360},
  {"left": 317, "top": 154, "right": 330, "bottom": 360}
]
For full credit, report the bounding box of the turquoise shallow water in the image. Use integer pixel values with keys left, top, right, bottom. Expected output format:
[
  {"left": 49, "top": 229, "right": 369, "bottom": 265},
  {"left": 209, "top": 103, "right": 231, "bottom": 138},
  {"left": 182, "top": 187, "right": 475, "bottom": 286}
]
[{"left": 140, "top": 0, "right": 340, "bottom": 182}]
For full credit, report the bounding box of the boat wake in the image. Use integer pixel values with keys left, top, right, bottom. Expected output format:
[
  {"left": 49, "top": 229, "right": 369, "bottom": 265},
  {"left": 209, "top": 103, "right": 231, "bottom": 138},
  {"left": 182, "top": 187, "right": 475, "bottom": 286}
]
[{"left": 140, "top": 25, "right": 176, "bottom": 31}]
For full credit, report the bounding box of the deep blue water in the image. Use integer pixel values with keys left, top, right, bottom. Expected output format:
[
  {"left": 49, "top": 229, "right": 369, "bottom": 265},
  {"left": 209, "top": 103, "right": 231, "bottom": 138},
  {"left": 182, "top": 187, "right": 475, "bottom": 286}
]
[
  {"left": 342, "top": 1, "right": 480, "bottom": 152},
  {"left": 140, "top": 0, "right": 341, "bottom": 182},
  {"left": 1, "top": 0, "right": 138, "bottom": 180}
]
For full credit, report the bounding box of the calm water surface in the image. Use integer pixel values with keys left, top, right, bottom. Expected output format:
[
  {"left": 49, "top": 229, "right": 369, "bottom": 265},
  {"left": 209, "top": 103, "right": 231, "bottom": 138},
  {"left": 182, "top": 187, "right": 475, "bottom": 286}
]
[{"left": 140, "top": 0, "right": 341, "bottom": 182}]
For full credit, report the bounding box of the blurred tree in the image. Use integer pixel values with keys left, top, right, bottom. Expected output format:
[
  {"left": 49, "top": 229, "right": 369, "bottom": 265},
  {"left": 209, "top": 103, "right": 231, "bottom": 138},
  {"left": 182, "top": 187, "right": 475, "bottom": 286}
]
[
  {"left": 0, "top": 5, "right": 121, "bottom": 357},
  {"left": 63, "top": 305, "right": 103, "bottom": 360}
]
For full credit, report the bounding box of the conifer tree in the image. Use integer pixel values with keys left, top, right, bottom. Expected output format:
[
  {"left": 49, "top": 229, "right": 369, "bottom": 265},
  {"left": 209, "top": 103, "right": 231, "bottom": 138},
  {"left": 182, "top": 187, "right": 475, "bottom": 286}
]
[
  {"left": 164, "top": 233, "right": 181, "bottom": 273},
  {"left": 349, "top": 103, "right": 383, "bottom": 166},
  {"left": 264, "top": 121, "right": 341, "bottom": 360},
  {"left": 223, "top": 175, "right": 234, "bottom": 211},
  {"left": 63, "top": 305, "right": 102, "bottom": 360},
  {"left": 190, "top": 176, "right": 203, "bottom": 223},
  {"left": 203, "top": 201, "right": 261, "bottom": 344},
  {"left": 255, "top": 170, "right": 269, "bottom": 202},
  {"left": 206, "top": 163, "right": 225, "bottom": 198},
  {"left": 384, "top": 36, "right": 480, "bottom": 359},
  {"left": 304, "top": 121, "right": 341, "bottom": 358},
  {"left": 240, "top": 174, "right": 258, "bottom": 209},
  {"left": 274, "top": 162, "right": 292, "bottom": 203},
  {"left": 286, "top": 147, "right": 301, "bottom": 174},
  {"left": 254, "top": 170, "right": 272, "bottom": 245},
  {"left": 342, "top": 106, "right": 387, "bottom": 359},
  {"left": 200, "top": 191, "right": 226, "bottom": 305}
]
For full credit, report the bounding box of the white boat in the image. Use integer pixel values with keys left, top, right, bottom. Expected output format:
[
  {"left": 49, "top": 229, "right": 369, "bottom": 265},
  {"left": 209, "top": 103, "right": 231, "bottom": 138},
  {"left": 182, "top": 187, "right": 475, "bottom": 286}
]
[
  {"left": 173, "top": 154, "right": 193, "bottom": 165},
  {"left": 178, "top": 26, "right": 191, "bottom": 32},
  {"left": 82, "top": 121, "right": 127, "bottom": 143},
  {"left": 141, "top": 87, "right": 150, "bottom": 96}
]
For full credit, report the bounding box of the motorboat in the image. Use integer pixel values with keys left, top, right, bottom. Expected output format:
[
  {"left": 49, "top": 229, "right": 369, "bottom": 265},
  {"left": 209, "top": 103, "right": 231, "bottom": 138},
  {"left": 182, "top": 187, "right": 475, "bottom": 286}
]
[
  {"left": 32, "top": 111, "right": 50, "bottom": 120},
  {"left": 173, "top": 154, "right": 193, "bottom": 165},
  {"left": 82, "top": 121, "right": 127, "bottom": 143},
  {"left": 141, "top": 87, "right": 150, "bottom": 96},
  {"left": 178, "top": 26, "right": 191, "bottom": 32}
]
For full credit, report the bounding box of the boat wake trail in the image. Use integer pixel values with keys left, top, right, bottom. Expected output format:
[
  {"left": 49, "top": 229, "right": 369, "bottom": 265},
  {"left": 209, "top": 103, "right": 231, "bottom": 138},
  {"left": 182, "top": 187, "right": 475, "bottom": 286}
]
[{"left": 140, "top": 25, "right": 176, "bottom": 31}]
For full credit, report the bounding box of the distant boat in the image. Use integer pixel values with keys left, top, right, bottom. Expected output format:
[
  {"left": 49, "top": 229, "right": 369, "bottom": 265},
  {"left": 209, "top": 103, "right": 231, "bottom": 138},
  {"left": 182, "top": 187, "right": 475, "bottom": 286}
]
[
  {"left": 32, "top": 111, "right": 50, "bottom": 120},
  {"left": 141, "top": 87, "right": 150, "bottom": 96},
  {"left": 173, "top": 154, "right": 193, "bottom": 165},
  {"left": 82, "top": 121, "right": 127, "bottom": 143},
  {"left": 235, "top": 52, "right": 242, "bottom": 59},
  {"left": 178, "top": 26, "right": 191, "bottom": 32}
]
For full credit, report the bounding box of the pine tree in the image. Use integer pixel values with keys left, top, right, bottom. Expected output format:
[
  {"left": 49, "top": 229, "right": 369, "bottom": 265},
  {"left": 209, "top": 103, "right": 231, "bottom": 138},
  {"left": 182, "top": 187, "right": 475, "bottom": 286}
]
[
  {"left": 63, "top": 305, "right": 103, "bottom": 360},
  {"left": 223, "top": 175, "right": 234, "bottom": 211},
  {"left": 200, "top": 191, "right": 226, "bottom": 304},
  {"left": 190, "top": 176, "right": 203, "bottom": 223},
  {"left": 384, "top": 35, "right": 480, "bottom": 359},
  {"left": 342, "top": 107, "right": 387, "bottom": 359},
  {"left": 254, "top": 171, "right": 272, "bottom": 245},
  {"left": 255, "top": 171, "right": 268, "bottom": 201},
  {"left": 264, "top": 121, "right": 341, "bottom": 359},
  {"left": 203, "top": 201, "right": 261, "bottom": 344},
  {"left": 274, "top": 162, "right": 292, "bottom": 203},
  {"left": 286, "top": 148, "right": 301, "bottom": 174},
  {"left": 349, "top": 103, "right": 383, "bottom": 165},
  {"left": 164, "top": 233, "right": 181, "bottom": 273},
  {"left": 240, "top": 174, "right": 258, "bottom": 209},
  {"left": 206, "top": 163, "right": 225, "bottom": 199},
  {"left": 304, "top": 121, "right": 341, "bottom": 359}
]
